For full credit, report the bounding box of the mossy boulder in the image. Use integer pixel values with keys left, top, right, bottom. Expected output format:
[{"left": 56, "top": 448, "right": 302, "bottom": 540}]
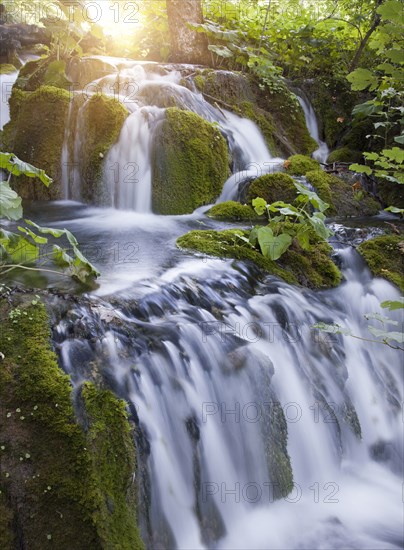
[
  {"left": 327, "top": 147, "right": 363, "bottom": 164},
  {"left": 0, "top": 296, "right": 144, "bottom": 549},
  {"left": 2, "top": 86, "right": 71, "bottom": 200},
  {"left": 358, "top": 235, "right": 404, "bottom": 292},
  {"left": 15, "top": 56, "right": 70, "bottom": 92},
  {"left": 0, "top": 64, "right": 17, "bottom": 75},
  {"left": 152, "top": 108, "right": 229, "bottom": 215},
  {"left": 306, "top": 170, "right": 380, "bottom": 217},
  {"left": 378, "top": 181, "right": 404, "bottom": 209},
  {"left": 246, "top": 173, "right": 297, "bottom": 205},
  {"left": 207, "top": 201, "right": 258, "bottom": 221},
  {"left": 192, "top": 70, "right": 317, "bottom": 157},
  {"left": 285, "top": 154, "right": 320, "bottom": 176},
  {"left": 177, "top": 228, "right": 341, "bottom": 289},
  {"left": 76, "top": 94, "right": 128, "bottom": 205}
]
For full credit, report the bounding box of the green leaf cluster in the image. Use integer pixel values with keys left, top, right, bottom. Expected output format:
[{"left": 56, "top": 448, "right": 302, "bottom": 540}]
[
  {"left": 0, "top": 152, "right": 99, "bottom": 284},
  {"left": 248, "top": 182, "right": 332, "bottom": 261}
]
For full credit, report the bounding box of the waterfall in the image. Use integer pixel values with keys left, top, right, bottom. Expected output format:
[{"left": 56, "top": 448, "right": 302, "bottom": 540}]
[
  {"left": 0, "top": 69, "right": 18, "bottom": 130},
  {"left": 297, "top": 94, "right": 330, "bottom": 164},
  {"left": 54, "top": 240, "right": 403, "bottom": 550},
  {"left": 0, "top": 54, "right": 40, "bottom": 131},
  {"left": 61, "top": 60, "right": 284, "bottom": 210}
]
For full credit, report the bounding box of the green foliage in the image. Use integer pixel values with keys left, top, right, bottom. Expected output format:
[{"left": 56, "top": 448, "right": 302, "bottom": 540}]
[
  {"left": 347, "top": 1, "right": 404, "bottom": 186},
  {"left": 314, "top": 299, "right": 404, "bottom": 351},
  {"left": 0, "top": 153, "right": 99, "bottom": 284},
  {"left": 249, "top": 182, "right": 332, "bottom": 261},
  {"left": 177, "top": 226, "right": 340, "bottom": 289}
]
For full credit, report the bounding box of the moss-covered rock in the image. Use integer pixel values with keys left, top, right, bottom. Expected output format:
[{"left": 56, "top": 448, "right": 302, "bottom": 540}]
[
  {"left": 152, "top": 108, "right": 229, "bottom": 215},
  {"left": 358, "top": 235, "right": 404, "bottom": 292},
  {"left": 77, "top": 94, "right": 128, "bottom": 204},
  {"left": 0, "top": 296, "right": 144, "bottom": 549},
  {"left": 285, "top": 154, "right": 320, "bottom": 176},
  {"left": 327, "top": 147, "right": 363, "bottom": 164},
  {"left": 192, "top": 70, "right": 317, "bottom": 157},
  {"left": 207, "top": 201, "right": 258, "bottom": 221},
  {"left": 378, "top": 181, "right": 404, "bottom": 209},
  {"left": 3, "top": 86, "right": 71, "bottom": 200},
  {"left": 177, "top": 228, "right": 341, "bottom": 289},
  {"left": 0, "top": 64, "right": 17, "bottom": 75},
  {"left": 247, "top": 173, "right": 297, "bottom": 205},
  {"left": 14, "top": 56, "right": 70, "bottom": 92},
  {"left": 306, "top": 170, "right": 380, "bottom": 217}
]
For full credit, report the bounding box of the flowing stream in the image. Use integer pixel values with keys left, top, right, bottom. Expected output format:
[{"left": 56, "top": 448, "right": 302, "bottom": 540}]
[{"left": 7, "top": 56, "right": 404, "bottom": 549}]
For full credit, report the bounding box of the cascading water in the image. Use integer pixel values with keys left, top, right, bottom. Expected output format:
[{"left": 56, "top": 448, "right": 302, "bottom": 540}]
[
  {"left": 61, "top": 59, "right": 285, "bottom": 210},
  {"left": 297, "top": 93, "right": 330, "bottom": 163},
  {"left": 0, "top": 54, "right": 39, "bottom": 131},
  {"left": 46, "top": 205, "right": 403, "bottom": 549},
  {"left": 8, "top": 54, "right": 402, "bottom": 548}
]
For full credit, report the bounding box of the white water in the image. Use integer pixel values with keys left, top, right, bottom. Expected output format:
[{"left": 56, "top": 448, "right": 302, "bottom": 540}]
[
  {"left": 54, "top": 227, "right": 403, "bottom": 549},
  {"left": 0, "top": 70, "right": 18, "bottom": 130},
  {"left": 297, "top": 94, "right": 330, "bottom": 163},
  {"left": 0, "top": 54, "right": 40, "bottom": 130},
  {"left": 61, "top": 59, "right": 287, "bottom": 210}
]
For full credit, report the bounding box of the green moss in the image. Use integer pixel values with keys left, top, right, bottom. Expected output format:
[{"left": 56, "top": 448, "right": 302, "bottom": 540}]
[
  {"left": 305, "top": 169, "right": 334, "bottom": 208},
  {"left": 247, "top": 173, "right": 297, "bottom": 205},
  {"left": 3, "top": 86, "right": 70, "bottom": 200},
  {"left": 285, "top": 154, "right": 320, "bottom": 176},
  {"left": 0, "top": 297, "right": 144, "bottom": 549},
  {"left": 81, "top": 383, "right": 144, "bottom": 549},
  {"left": 152, "top": 108, "right": 229, "bottom": 215},
  {"left": 79, "top": 94, "right": 128, "bottom": 205},
  {"left": 327, "top": 147, "right": 363, "bottom": 164},
  {"left": 239, "top": 101, "right": 277, "bottom": 155},
  {"left": 378, "top": 181, "right": 404, "bottom": 209},
  {"left": 194, "top": 74, "right": 205, "bottom": 91},
  {"left": 207, "top": 201, "right": 258, "bottom": 221},
  {"left": 0, "top": 64, "right": 17, "bottom": 75},
  {"left": 306, "top": 170, "right": 380, "bottom": 217},
  {"left": 193, "top": 70, "right": 316, "bottom": 157},
  {"left": 177, "top": 228, "right": 341, "bottom": 289},
  {"left": 358, "top": 235, "right": 404, "bottom": 292}
]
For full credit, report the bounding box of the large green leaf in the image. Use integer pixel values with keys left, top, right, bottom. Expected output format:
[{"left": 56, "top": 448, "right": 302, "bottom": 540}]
[
  {"left": 0, "top": 229, "right": 38, "bottom": 264},
  {"left": 381, "top": 298, "right": 404, "bottom": 311},
  {"left": 347, "top": 68, "right": 378, "bottom": 91},
  {"left": 0, "top": 181, "right": 23, "bottom": 220},
  {"left": 378, "top": 0, "right": 404, "bottom": 25},
  {"left": 257, "top": 227, "right": 292, "bottom": 261},
  {"left": 0, "top": 153, "right": 52, "bottom": 187}
]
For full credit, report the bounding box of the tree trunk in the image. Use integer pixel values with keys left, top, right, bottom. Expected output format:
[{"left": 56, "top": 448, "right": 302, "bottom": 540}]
[
  {"left": 166, "top": 0, "right": 209, "bottom": 64},
  {"left": 349, "top": 0, "right": 383, "bottom": 72}
]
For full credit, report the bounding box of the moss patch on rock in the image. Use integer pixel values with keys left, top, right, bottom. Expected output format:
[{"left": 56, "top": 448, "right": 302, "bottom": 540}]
[
  {"left": 207, "top": 201, "right": 258, "bottom": 221},
  {"left": 177, "top": 228, "right": 341, "bottom": 289},
  {"left": 152, "top": 108, "right": 229, "bottom": 215},
  {"left": 78, "top": 94, "right": 128, "bottom": 205},
  {"left": 285, "top": 154, "right": 320, "bottom": 176},
  {"left": 192, "top": 70, "right": 317, "bottom": 157},
  {"left": 378, "top": 181, "right": 404, "bottom": 209},
  {"left": 3, "top": 86, "right": 70, "bottom": 200},
  {"left": 306, "top": 170, "right": 380, "bottom": 217},
  {"left": 247, "top": 173, "right": 297, "bottom": 205},
  {"left": 0, "top": 296, "right": 144, "bottom": 549},
  {"left": 327, "top": 147, "right": 363, "bottom": 164},
  {"left": 358, "top": 235, "right": 404, "bottom": 292},
  {"left": 0, "top": 64, "right": 17, "bottom": 75}
]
